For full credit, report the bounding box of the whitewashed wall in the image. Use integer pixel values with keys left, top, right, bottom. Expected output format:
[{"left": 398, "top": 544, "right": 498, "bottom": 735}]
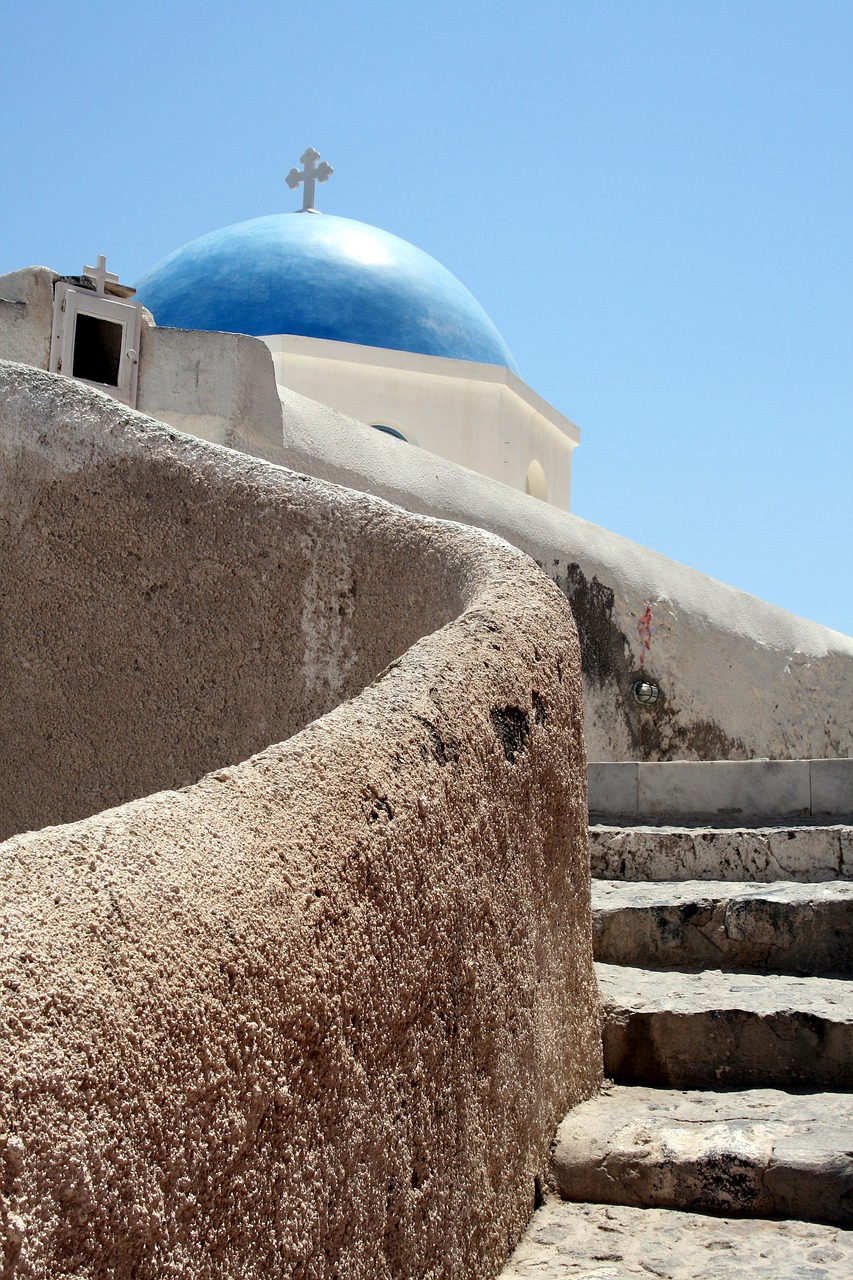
[{"left": 260, "top": 383, "right": 853, "bottom": 763}]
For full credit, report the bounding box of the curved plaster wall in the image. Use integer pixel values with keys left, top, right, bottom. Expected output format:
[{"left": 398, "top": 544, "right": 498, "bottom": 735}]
[
  {"left": 8, "top": 272, "right": 848, "bottom": 764},
  {"left": 261, "top": 334, "right": 578, "bottom": 512},
  {"left": 0, "top": 364, "right": 600, "bottom": 1278},
  {"left": 0, "top": 367, "right": 469, "bottom": 841}
]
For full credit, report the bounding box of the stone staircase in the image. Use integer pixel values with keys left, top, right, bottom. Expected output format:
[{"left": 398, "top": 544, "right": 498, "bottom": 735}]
[{"left": 499, "top": 761, "right": 853, "bottom": 1279}]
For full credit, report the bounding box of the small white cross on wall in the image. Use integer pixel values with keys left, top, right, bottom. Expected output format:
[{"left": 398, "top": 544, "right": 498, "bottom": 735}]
[
  {"left": 83, "top": 255, "right": 119, "bottom": 295},
  {"left": 285, "top": 148, "right": 334, "bottom": 212}
]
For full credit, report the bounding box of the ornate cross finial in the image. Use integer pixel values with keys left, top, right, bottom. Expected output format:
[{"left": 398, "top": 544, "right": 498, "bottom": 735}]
[
  {"left": 83, "top": 255, "right": 119, "bottom": 295},
  {"left": 286, "top": 147, "right": 333, "bottom": 212}
]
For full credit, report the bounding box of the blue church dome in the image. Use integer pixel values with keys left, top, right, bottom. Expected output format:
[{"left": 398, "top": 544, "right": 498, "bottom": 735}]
[{"left": 135, "top": 213, "right": 518, "bottom": 373}]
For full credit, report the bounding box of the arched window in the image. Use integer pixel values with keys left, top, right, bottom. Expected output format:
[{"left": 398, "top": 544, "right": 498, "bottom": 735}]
[
  {"left": 371, "top": 424, "right": 408, "bottom": 442},
  {"left": 525, "top": 460, "right": 548, "bottom": 502}
]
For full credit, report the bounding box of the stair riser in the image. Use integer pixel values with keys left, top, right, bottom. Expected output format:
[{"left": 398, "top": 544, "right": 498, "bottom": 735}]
[
  {"left": 551, "top": 1085, "right": 853, "bottom": 1228},
  {"left": 603, "top": 1009, "right": 853, "bottom": 1090},
  {"left": 593, "top": 899, "right": 853, "bottom": 974},
  {"left": 553, "top": 1154, "right": 853, "bottom": 1226},
  {"left": 591, "top": 826, "right": 853, "bottom": 884}
]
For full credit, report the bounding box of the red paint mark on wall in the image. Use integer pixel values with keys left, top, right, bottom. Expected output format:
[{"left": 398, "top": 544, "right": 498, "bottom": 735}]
[{"left": 638, "top": 606, "right": 652, "bottom": 665}]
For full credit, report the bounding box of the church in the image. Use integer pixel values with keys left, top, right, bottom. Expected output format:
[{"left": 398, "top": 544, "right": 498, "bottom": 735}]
[
  {"left": 6, "top": 146, "right": 850, "bottom": 764},
  {"left": 0, "top": 149, "right": 851, "bottom": 1277}
]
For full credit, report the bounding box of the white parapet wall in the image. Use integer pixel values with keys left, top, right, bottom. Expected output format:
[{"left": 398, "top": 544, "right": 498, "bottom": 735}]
[
  {"left": 257, "top": 382, "right": 853, "bottom": 764},
  {"left": 0, "top": 266, "right": 57, "bottom": 368},
  {"left": 0, "top": 267, "right": 285, "bottom": 456}
]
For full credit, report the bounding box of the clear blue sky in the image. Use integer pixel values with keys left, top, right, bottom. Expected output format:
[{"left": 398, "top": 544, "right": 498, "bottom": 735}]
[{"left": 3, "top": 1, "right": 851, "bottom": 635}]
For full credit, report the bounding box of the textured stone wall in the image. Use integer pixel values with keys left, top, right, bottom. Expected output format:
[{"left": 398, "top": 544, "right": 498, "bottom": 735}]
[{"left": 0, "top": 364, "right": 601, "bottom": 1278}]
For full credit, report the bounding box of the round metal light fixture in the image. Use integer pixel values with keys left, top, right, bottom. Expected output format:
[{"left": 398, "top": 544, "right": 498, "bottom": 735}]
[{"left": 632, "top": 680, "right": 661, "bottom": 706}]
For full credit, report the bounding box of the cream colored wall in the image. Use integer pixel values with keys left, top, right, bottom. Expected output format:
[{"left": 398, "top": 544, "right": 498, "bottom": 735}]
[{"left": 263, "top": 333, "right": 580, "bottom": 511}]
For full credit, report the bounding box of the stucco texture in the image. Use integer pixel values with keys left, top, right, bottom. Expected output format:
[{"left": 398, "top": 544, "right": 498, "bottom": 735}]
[{"left": 0, "top": 363, "right": 600, "bottom": 1278}]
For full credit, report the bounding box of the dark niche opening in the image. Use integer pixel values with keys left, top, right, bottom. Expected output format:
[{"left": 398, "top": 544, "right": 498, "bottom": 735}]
[{"left": 73, "top": 313, "right": 123, "bottom": 386}]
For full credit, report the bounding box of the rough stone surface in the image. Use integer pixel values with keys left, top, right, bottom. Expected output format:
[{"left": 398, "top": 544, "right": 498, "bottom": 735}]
[
  {"left": 598, "top": 964, "right": 853, "bottom": 1089},
  {"left": 592, "top": 880, "right": 853, "bottom": 973},
  {"left": 498, "top": 1200, "right": 853, "bottom": 1278},
  {"left": 590, "top": 824, "right": 853, "bottom": 884},
  {"left": 0, "top": 361, "right": 464, "bottom": 841},
  {"left": 552, "top": 1085, "right": 853, "bottom": 1223},
  {"left": 0, "top": 268, "right": 57, "bottom": 370},
  {"left": 0, "top": 363, "right": 601, "bottom": 1279}
]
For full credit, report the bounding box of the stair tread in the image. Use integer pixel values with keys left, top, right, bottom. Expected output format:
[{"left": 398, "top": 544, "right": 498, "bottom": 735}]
[
  {"left": 598, "top": 965, "right": 853, "bottom": 1089},
  {"left": 593, "top": 878, "right": 853, "bottom": 906},
  {"left": 499, "top": 1200, "right": 853, "bottom": 1278},
  {"left": 590, "top": 823, "right": 853, "bottom": 834},
  {"left": 597, "top": 963, "right": 853, "bottom": 1018},
  {"left": 592, "top": 883, "right": 853, "bottom": 973},
  {"left": 550, "top": 1084, "right": 853, "bottom": 1224}
]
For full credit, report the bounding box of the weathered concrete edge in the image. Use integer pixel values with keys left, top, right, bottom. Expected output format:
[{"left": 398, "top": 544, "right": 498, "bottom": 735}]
[
  {"left": 551, "top": 1086, "right": 853, "bottom": 1223},
  {"left": 590, "top": 879, "right": 853, "bottom": 973}
]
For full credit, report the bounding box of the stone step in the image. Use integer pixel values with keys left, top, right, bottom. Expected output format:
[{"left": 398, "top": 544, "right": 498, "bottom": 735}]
[
  {"left": 598, "top": 964, "right": 853, "bottom": 1090},
  {"left": 590, "top": 823, "right": 853, "bottom": 884},
  {"left": 588, "top": 758, "right": 853, "bottom": 827},
  {"left": 499, "top": 1199, "right": 853, "bottom": 1279},
  {"left": 550, "top": 1084, "right": 853, "bottom": 1225},
  {"left": 592, "top": 880, "right": 853, "bottom": 974}
]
